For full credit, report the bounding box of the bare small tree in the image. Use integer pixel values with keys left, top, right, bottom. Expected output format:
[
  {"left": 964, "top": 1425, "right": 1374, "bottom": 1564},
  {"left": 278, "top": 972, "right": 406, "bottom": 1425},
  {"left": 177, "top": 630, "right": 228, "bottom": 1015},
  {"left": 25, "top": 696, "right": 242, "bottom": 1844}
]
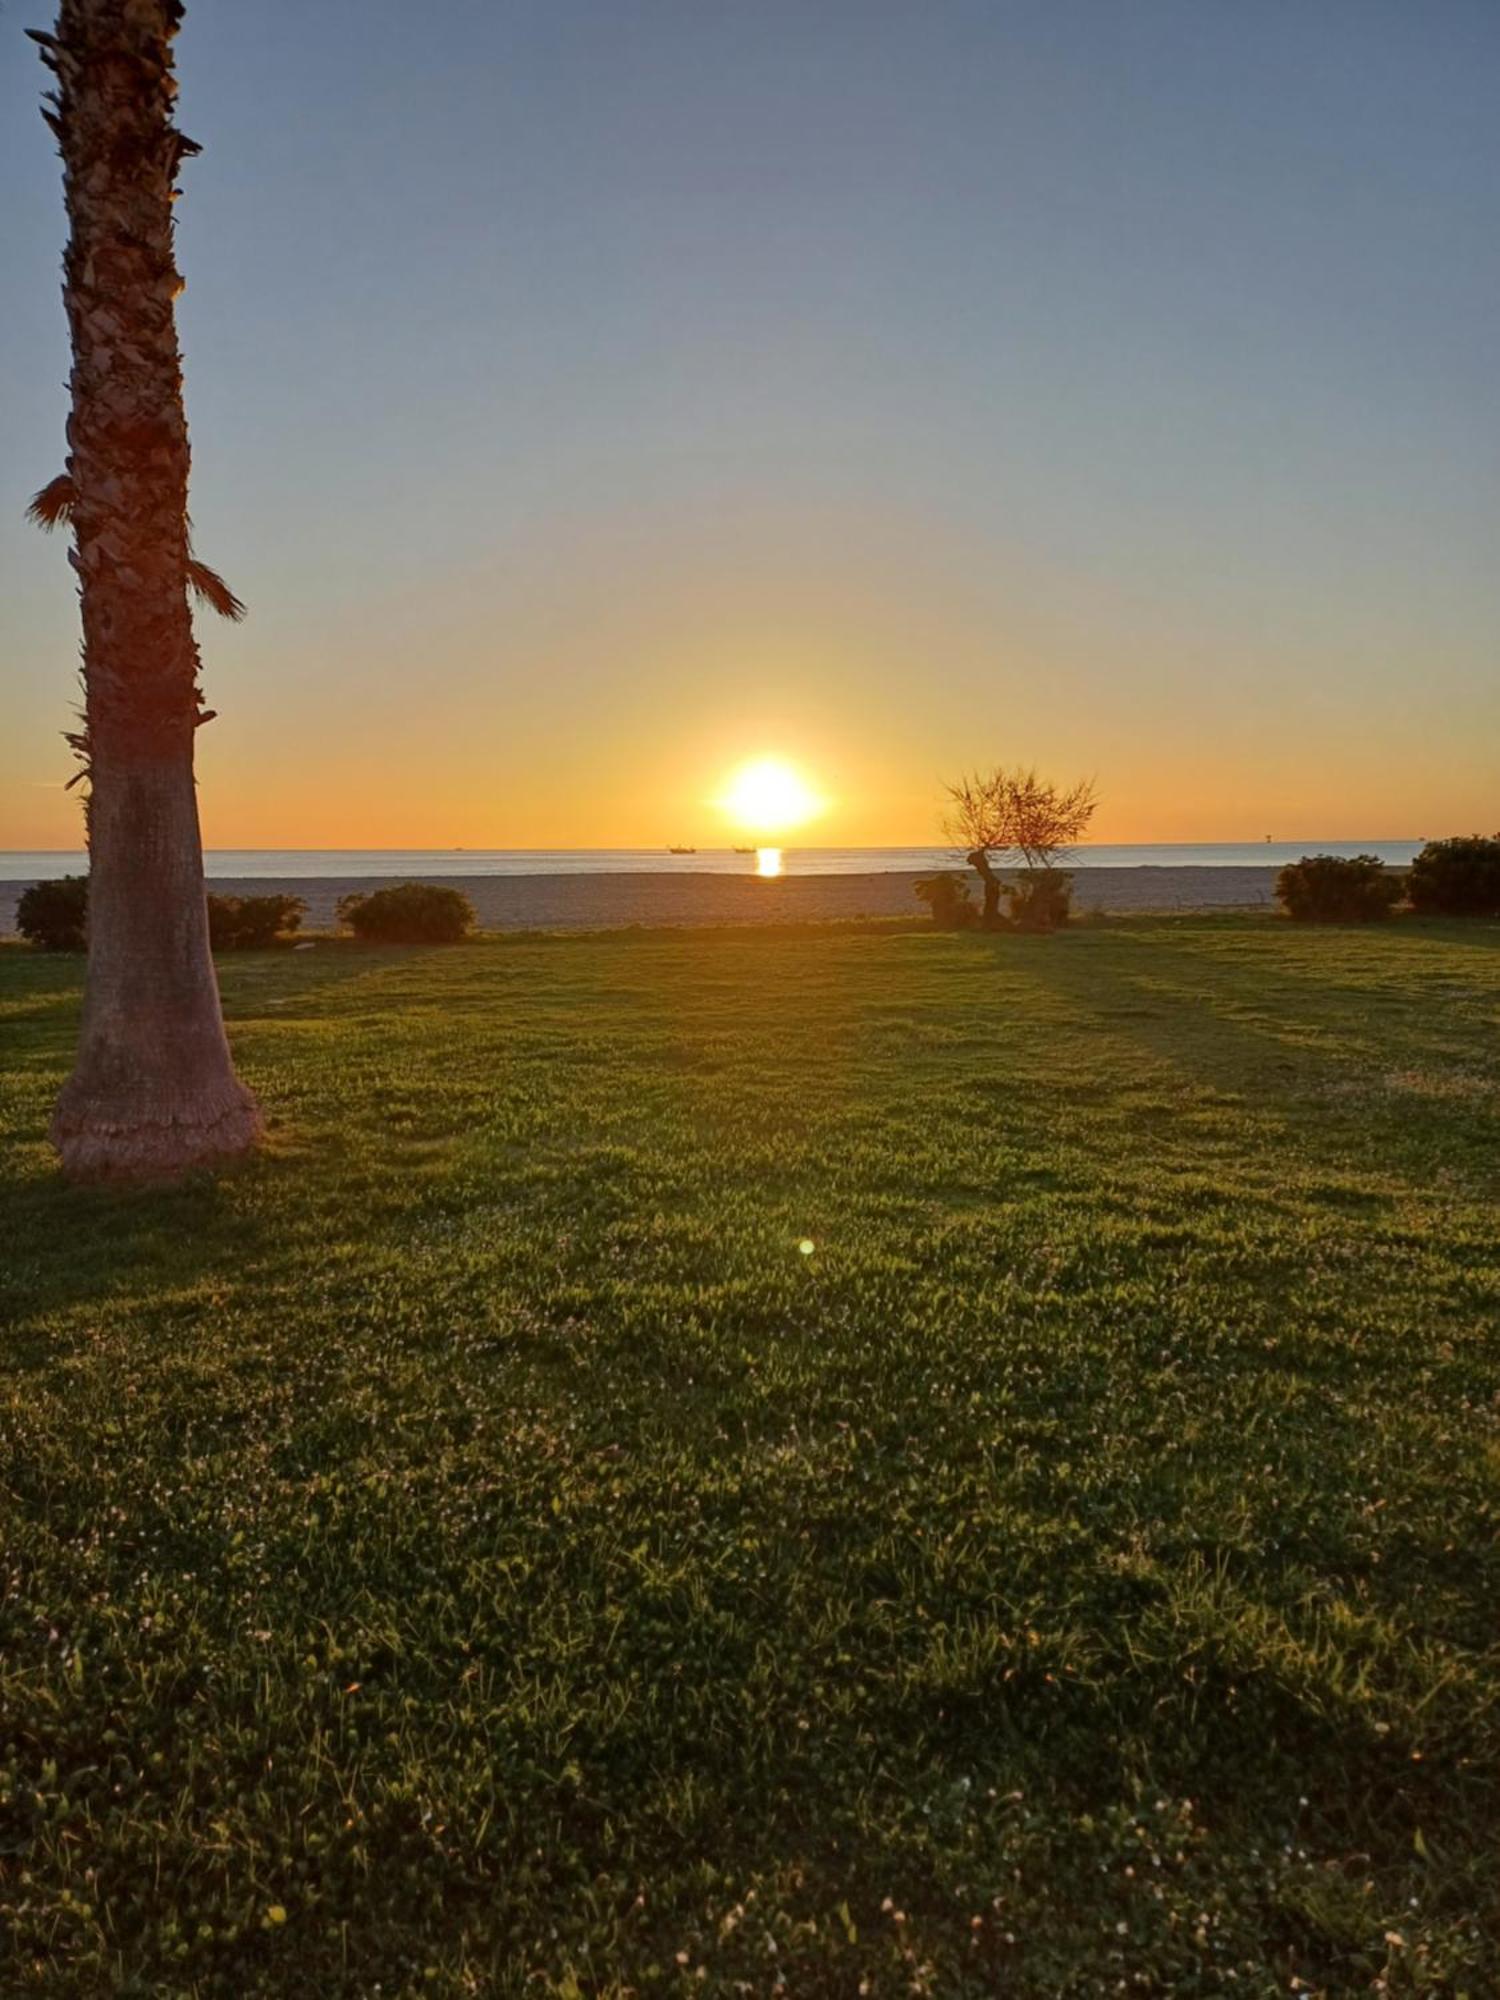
[
  {"left": 997, "top": 766, "right": 1098, "bottom": 868},
  {"left": 943, "top": 765, "right": 1098, "bottom": 927},
  {"left": 943, "top": 771, "right": 1009, "bottom": 927}
]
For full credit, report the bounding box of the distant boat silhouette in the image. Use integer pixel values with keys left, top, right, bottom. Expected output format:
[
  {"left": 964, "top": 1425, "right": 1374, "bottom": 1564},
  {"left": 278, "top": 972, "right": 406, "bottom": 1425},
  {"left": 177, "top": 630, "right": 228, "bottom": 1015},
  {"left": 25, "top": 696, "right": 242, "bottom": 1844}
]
[
  {"left": 732, "top": 846, "right": 755, "bottom": 854},
  {"left": 668, "top": 845, "right": 696, "bottom": 854}
]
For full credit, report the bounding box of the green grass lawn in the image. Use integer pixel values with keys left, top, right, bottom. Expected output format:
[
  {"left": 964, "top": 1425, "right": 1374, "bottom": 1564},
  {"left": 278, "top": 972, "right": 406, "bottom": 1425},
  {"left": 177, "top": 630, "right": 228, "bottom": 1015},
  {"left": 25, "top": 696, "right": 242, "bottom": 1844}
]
[{"left": 2, "top": 917, "right": 1499, "bottom": 1997}]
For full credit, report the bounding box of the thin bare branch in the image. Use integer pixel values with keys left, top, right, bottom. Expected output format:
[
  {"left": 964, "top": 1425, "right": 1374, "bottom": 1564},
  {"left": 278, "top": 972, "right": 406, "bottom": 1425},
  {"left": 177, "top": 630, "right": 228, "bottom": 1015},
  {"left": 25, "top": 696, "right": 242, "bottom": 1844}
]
[{"left": 942, "top": 764, "right": 1099, "bottom": 870}]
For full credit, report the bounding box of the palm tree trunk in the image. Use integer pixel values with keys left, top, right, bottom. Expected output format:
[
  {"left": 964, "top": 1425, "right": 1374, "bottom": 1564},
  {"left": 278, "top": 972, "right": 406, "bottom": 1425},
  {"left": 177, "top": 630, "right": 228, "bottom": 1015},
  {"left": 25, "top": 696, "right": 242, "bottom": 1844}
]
[{"left": 37, "top": 0, "right": 259, "bottom": 1176}]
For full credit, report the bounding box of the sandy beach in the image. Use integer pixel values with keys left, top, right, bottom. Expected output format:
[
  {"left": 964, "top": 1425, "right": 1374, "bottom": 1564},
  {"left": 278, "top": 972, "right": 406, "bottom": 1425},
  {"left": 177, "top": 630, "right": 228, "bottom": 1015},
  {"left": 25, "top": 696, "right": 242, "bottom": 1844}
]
[{"left": 1, "top": 866, "right": 1282, "bottom": 936}]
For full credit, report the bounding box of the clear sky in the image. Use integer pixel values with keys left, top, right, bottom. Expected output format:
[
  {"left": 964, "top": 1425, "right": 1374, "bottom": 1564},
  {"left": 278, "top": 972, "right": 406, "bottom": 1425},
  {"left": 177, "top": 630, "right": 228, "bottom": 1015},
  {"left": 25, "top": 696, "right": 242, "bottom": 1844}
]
[{"left": 3, "top": 0, "right": 1497, "bottom": 848}]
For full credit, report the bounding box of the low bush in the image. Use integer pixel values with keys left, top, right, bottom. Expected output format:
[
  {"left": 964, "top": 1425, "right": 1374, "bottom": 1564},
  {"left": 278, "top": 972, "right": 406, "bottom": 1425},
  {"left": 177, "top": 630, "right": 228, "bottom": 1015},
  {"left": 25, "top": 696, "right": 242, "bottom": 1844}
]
[
  {"left": 1406, "top": 835, "right": 1500, "bottom": 918},
  {"left": 207, "top": 893, "right": 306, "bottom": 950},
  {"left": 1276, "top": 854, "right": 1401, "bottom": 923},
  {"left": 15, "top": 875, "right": 88, "bottom": 951},
  {"left": 914, "top": 873, "right": 977, "bottom": 929},
  {"left": 1006, "top": 868, "right": 1074, "bottom": 932},
  {"left": 337, "top": 881, "right": 475, "bottom": 943}
]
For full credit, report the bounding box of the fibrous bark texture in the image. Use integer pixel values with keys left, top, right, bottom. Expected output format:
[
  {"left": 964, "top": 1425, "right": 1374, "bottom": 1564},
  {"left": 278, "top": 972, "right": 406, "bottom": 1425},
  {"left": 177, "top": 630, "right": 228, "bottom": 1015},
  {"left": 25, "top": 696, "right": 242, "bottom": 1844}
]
[{"left": 35, "top": 1, "right": 260, "bottom": 1177}]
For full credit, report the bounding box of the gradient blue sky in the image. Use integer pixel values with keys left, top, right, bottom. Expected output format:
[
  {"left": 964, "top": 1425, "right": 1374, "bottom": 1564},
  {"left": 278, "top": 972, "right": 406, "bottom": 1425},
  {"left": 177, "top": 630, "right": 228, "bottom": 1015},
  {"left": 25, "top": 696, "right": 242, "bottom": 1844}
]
[{"left": 3, "top": 0, "right": 1497, "bottom": 845}]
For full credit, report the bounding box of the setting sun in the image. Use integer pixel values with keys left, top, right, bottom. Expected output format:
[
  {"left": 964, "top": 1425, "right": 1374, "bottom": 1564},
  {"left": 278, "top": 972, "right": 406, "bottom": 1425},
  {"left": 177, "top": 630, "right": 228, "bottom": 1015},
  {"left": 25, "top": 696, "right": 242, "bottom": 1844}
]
[{"left": 718, "top": 757, "right": 823, "bottom": 837}]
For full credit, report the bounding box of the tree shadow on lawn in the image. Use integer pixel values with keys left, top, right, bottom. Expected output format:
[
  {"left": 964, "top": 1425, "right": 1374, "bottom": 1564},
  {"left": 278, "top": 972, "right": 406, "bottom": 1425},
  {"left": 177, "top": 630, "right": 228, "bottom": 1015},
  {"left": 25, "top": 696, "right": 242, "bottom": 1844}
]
[
  {"left": 992, "top": 926, "right": 1499, "bottom": 1198},
  {"left": 1100, "top": 918, "right": 1500, "bottom": 1052},
  {"left": 0, "top": 942, "right": 558, "bottom": 1358},
  {"left": 0, "top": 948, "right": 439, "bottom": 1352},
  {"left": 216, "top": 939, "right": 467, "bottom": 1018},
  {"left": 0, "top": 1169, "right": 270, "bottom": 1376}
]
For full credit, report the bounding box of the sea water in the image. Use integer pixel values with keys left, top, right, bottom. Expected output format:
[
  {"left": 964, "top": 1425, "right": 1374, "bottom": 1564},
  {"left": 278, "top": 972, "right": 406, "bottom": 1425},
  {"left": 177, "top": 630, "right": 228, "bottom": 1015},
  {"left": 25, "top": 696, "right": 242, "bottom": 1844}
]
[{"left": 0, "top": 842, "right": 1426, "bottom": 882}]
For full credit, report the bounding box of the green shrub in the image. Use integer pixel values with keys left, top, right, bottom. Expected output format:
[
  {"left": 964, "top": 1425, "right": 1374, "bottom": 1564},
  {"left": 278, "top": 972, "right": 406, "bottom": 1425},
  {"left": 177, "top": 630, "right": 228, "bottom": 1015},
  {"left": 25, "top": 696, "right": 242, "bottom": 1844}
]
[
  {"left": 1276, "top": 854, "right": 1401, "bottom": 923},
  {"left": 1406, "top": 836, "right": 1500, "bottom": 918},
  {"left": 914, "top": 873, "right": 977, "bottom": 929},
  {"left": 1006, "top": 869, "right": 1074, "bottom": 932},
  {"left": 15, "top": 875, "right": 88, "bottom": 951},
  {"left": 207, "top": 893, "right": 306, "bottom": 950},
  {"left": 337, "top": 882, "right": 475, "bottom": 943}
]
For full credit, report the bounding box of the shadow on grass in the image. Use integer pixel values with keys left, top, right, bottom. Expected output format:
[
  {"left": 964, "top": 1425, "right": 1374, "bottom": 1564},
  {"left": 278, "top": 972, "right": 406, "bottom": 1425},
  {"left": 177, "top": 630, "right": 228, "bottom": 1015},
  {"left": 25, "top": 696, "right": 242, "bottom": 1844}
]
[
  {"left": 0, "top": 1169, "right": 272, "bottom": 1373},
  {"left": 977, "top": 924, "right": 1498, "bottom": 1196},
  {"left": 0, "top": 944, "right": 504, "bottom": 1349},
  {"left": 0, "top": 953, "right": 286, "bottom": 1345}
]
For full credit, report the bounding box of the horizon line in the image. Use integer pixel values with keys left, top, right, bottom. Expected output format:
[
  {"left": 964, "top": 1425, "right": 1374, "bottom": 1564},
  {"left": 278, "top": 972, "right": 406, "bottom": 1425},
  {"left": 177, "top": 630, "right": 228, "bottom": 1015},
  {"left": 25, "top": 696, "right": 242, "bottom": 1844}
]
[{"left": 0, "top": 836, "right": 1433, "bottom": 854}]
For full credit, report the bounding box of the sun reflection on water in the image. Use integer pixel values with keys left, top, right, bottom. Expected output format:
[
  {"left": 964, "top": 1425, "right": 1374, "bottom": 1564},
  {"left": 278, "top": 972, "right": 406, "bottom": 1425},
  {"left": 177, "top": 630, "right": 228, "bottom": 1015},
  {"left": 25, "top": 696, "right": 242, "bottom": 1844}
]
[{"left": 756, "top": 847, "right": 783, "bottom": 879}]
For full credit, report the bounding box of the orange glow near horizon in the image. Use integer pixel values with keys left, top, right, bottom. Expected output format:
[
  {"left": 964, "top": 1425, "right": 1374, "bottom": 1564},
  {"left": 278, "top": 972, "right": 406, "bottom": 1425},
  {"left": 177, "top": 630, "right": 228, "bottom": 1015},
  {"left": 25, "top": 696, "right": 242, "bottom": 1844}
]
[
  {"left": 7, "top": 722, "right": 1484, "bottom": 852},
  {"left": 5, "top": 590, "right": 1494, "bottom": 853},
  {"left": 6, "top": 486, "right": 1495, "bottom": 853}
]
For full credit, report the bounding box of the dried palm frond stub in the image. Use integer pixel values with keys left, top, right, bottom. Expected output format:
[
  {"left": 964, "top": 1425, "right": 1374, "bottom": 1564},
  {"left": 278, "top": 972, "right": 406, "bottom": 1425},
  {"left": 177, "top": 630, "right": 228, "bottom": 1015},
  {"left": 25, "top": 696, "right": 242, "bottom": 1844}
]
[
  {"left": 27, "top": 472, "right": 77, "bottom": 529},
  {"left": 186, "top": 558, "right": 245, "bottom": 621}
]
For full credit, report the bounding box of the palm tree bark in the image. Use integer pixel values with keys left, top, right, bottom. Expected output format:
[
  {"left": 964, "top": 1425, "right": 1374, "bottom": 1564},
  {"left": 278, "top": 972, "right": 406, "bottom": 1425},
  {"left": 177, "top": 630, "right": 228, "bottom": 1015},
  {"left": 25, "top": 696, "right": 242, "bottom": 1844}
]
[{"left": 35, "top": 0, "right": 260, "bottom": 1176}]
